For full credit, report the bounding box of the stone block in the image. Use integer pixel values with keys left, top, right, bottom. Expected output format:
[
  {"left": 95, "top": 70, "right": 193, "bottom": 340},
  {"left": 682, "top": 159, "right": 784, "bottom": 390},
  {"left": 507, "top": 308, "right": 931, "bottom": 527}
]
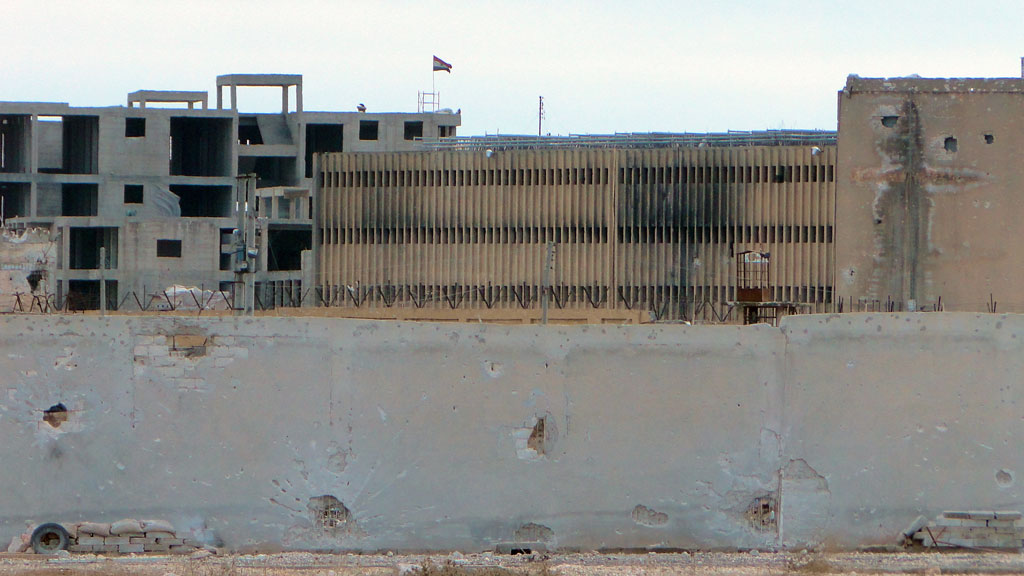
[
  {"left": 118, "top": 544, "right": 145, "bottom": 554},
  {"left": 77, "top": 536, "right": 105, "bottom": 546},
  {"left": 169, "top": 545, "right": 193, "bottom": 554},
  {"left": 104, "top": 537, "right": 131, "bottom": 545},
  {"left": 144, "top": 543, "right": 171, "bottom": 552},
  {"left": 157, "top": 538, "right": 184, "bottom": 546},
  {"left": 69, "top": 545, "right": 99, "bottom": 553},
  {"left": 157, "top": 365, "right": 185, "bottom": 378},
  {"left": 130, "top": 537, "right": 157, "bottom": 544},
  {"left": 146, "top": 532, "right": 176, "bottom": 540}
]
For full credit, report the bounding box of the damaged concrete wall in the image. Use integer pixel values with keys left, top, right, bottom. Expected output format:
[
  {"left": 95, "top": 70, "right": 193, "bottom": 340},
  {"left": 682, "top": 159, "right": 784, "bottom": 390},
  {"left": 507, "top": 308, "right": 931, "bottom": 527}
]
[
  {"left": 0, "top": 313, "right": 1021, "bottom": 551},
  {"left": 836, "top": 76, "right": 1024, "bottom": 313},
  {"left": 0, "top": 227, "right": 56, "bottom": 311}
]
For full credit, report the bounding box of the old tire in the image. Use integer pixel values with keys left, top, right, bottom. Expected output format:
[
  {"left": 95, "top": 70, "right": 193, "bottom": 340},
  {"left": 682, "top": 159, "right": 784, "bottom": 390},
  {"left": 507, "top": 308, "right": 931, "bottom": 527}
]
[{"left": 30, "top": 523, "right": 70, "bottom": 554}]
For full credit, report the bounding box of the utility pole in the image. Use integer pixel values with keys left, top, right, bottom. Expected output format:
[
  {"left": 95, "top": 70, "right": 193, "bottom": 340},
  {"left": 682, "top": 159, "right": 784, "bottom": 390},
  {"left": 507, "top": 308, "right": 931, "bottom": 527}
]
[
  {"left": 234, "top": 174, "right": 258, "bottom": 316},
  {"left": 99, "top": 247, "right": 106, "bottom": 316},
  {"left": 538, "top": 96, "right": 545, "bottom": 136}
]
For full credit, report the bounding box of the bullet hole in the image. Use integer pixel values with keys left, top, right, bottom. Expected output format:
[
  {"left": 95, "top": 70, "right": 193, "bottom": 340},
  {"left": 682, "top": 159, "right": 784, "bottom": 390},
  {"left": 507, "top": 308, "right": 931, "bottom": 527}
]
[
  {"left": 881, "top": 116, "right": 898, "bottom": 128},
  {"left": 944, "top": 137, "right": 958, "bottom": 153},
  {"left": 308, "top": 495, "right": 351, "bottom": 531},
  {"left": 42, "top": 403, "right": 68, "bottom": 428},
  {"left": 996, "top": 469, "right": 1014, "bottom": 487},
  {"left": 874, "top": 217, "right": 883, "bottom": 225},
  {"left": 985, "top": 134, "right": 994, "bottom": 144},
  {"left": 170, "top": 334, "right": 208, "bottom": 358},
  {"left": 746, "top": 495, "right": 778, "bottom": 532}
]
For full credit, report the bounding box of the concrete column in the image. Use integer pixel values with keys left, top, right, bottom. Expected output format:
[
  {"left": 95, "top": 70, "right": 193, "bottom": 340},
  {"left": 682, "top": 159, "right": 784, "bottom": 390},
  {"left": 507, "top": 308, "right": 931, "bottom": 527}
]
[
  {"left": 217, "top": 86, "right": 223, "bottom": 110},
  {"left": 296, "top": 81, "right": 303, "bottom": 113},
  {"left": 282, "top": 86, "right": 289, "bottom": 114},
  {"left": 230, "top": 86, "right": 237, "bottom": 110}
]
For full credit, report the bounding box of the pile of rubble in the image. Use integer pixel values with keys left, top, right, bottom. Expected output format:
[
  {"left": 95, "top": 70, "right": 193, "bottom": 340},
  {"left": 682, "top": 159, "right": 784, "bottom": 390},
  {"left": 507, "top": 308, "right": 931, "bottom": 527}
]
[
  {"left": 8, "top": 519, "right": 213, "bottom": 555},
  {"left": 908, "top": 511, "right": 1024, "bottom": 549}
]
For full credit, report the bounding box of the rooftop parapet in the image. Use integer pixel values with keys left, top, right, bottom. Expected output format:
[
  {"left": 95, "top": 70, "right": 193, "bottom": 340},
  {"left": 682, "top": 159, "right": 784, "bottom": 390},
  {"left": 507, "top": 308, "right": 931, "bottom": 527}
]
[
  {"left": 843, "top": 75, "right": 1024, "bottom": 94},
  {"left": 416, "top": 130, "right": 836, "bottom": 151}
]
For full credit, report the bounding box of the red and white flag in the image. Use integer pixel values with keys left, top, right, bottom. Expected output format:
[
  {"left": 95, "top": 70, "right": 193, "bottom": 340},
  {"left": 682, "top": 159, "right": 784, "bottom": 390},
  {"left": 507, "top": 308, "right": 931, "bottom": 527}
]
[{"left": 432, "top": 56, "right": 452, "bottom": 73}]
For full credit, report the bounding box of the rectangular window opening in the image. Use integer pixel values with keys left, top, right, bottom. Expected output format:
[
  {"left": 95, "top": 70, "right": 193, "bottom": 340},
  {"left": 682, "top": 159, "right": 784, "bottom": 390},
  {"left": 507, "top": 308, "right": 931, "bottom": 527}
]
[
  {"left": 124, "top": 184, "right": 143, "bottom": 204},
  {"left": 359, "top": 120, "right": 379, "bottom": 141},
  {"left": 156, "top": 239, "right": 182, "bottom": 258},
  {"left": 125, "top": 117, "right": 146, "bottom": 138}
]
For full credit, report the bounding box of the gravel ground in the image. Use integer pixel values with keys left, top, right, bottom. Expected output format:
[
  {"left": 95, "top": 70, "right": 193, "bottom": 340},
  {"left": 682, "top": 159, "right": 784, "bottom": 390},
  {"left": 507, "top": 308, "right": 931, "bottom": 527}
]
[{"left": 4, "top": 550, "right": 1024, "bottom": 576}]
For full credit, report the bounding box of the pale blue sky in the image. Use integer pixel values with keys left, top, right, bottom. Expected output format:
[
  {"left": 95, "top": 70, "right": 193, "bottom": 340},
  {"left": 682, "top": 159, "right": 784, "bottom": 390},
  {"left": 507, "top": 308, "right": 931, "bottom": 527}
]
[{"left": 2, "top": 0, "right": 1022, "bottom": 136}]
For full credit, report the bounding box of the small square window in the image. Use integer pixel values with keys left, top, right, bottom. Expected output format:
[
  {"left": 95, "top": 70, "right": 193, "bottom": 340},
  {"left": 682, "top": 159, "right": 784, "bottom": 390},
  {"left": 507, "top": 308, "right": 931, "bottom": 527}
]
[
  {"left": 359, "top": 120, "right": 379, "bottom": 141},
  {"left": 125, "top": 117, "right": 146, "bottom": 138},
  {"left": 438, "top": 125, "right": 456, "bottom": 138},
  {"left": 156, "top": 239, "right": 182, "bottom": 258},
  {"left": 124, "top": 184, "right": 143, "bottom": 204},
  {"left": 404, "top": 121, "right": 423, "bottom": 141}
]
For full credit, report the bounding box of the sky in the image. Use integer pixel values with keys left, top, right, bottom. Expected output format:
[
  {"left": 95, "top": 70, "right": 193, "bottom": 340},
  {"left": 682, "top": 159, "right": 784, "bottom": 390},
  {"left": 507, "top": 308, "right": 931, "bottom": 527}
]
[{"left": 2, "top": 1, "right": 1023, "bottom": 136}]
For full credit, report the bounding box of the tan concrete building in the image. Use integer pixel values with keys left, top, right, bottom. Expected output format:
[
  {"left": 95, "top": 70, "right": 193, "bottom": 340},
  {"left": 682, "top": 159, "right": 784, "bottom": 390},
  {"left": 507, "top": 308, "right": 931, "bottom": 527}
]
[
  {"left": 835, "top": 75, "right": 1024, "bottom": 313},
  {"left": 315, "top": 134, "right": 837, "bottom": 323}
]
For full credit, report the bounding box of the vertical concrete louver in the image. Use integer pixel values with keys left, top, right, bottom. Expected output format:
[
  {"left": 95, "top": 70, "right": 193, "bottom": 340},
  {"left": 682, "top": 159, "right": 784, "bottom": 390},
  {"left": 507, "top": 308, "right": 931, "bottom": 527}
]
[{"left": 317, "top": 147, "right": 835, "bottom": 323}]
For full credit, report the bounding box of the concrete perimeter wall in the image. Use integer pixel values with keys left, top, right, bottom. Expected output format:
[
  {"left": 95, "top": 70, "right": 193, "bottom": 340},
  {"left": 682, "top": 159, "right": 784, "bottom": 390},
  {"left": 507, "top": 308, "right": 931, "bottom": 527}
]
[{"left": 0, "top": 313, "right": 1020, "bottom": 552}]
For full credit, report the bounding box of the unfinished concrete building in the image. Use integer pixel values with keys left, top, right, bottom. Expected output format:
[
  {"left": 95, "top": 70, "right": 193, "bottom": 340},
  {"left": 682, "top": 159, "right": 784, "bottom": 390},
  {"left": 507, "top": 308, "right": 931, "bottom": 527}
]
[
  {"left": 835, "top": 75, "right": 1024, "bottom": 313},
  {"left": 315, "top": 133, "right": 837, "bottom": 323},
  {"left": 0, "top": 74, "right": 461, "bottom": 309}
]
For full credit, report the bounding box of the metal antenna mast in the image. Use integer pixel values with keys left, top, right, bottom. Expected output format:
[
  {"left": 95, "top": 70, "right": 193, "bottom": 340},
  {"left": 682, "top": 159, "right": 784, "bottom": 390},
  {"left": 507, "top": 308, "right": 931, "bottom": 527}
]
[{"left": 538, "top": 96, "right": 545, "bottom": 136}]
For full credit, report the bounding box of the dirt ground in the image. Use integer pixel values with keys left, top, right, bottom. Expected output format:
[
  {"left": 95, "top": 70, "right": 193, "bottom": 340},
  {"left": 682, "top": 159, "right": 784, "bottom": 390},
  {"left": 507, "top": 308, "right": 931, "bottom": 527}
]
[{"left": 3, "top": 550, "right": 1024, "bottom": 576}]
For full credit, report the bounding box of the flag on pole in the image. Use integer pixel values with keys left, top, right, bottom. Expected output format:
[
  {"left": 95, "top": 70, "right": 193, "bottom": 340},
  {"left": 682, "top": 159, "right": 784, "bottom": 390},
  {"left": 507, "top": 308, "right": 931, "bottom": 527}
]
[{"left": 433, "top": 56, "right": 452, "bottom": 73}]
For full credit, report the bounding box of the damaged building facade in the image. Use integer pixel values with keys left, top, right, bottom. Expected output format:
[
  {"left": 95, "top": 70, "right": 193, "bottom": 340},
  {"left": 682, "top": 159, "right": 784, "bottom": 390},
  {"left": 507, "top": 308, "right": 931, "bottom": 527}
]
[
  {"left": 315, "top": 134, "right": 837, "bottom": 323},
  {"left": 835, "top": 75, "right": 1024, "bottom": 313},
  {"left": 0, "top": 74, "right": 461, "bottom": 309}
]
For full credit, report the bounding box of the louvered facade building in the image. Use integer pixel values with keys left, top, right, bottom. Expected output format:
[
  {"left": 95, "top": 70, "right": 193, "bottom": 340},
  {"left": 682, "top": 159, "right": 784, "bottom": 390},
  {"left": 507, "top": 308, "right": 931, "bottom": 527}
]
[{"left": 314, "top": 135, "right": 836, "bottom": 323}]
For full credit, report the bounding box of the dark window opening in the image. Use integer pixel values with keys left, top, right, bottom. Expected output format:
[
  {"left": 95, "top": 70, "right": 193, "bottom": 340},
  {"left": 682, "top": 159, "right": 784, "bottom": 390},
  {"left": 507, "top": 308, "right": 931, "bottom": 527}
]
[
  {"left": 169, "top": 184, "right": 232, "bottom": 217},
  {"left": 237, "top": 157, "right": 296, "bottom": 188},
  {"left": 220, "top": 252, "right": 232, "bottom": 271},
  {"left": 61, "top": 184, "right": 98, "bottom": 216},
  {"left": 156, "top": 239, "right": 182, "bottom": 258},
  {"left": 237, "top": 116, "right": 263, "bottom": 145},
  {"left": 438, "top": 125, "right": 456, "bottom": 138},
  {"left": 267, "top": 228, "right": 312, "bottom": 271},
  {"left": 170, "top": 117, "right": 232, "bottom": 176},
  {"left": 0, "top": 115, "right": 30, "bottom": 173},
  {"left": 125, "top": 117, "right": 146, "bottom": 138},
  {"left": 985, "top": 134, "right": 994, "bottom": 144},
  {"left": 944, "top": 136, "right": 958, "bottom": 153},
  {"left": 66, "top": 279, "right": 117, "bottom": 311},
  {"left": 69, "top": 227, "right": 117, "bottom": 270},
  {"left": 359, "top": 121, "right": 379, "bottom": 141},
  {"left": 880, "top": 116, "right": 898, "bottom": 128},
  {"left": 305, "top": 124, "right": 344, "bottom": 178},
  {"left": 124, "top": 184, "right": 143, "bottom": 204},
  {"left": 403, "top": 121, "right": 423, "bottom": 141},
  {"left": 0, "top": 183, "right": 30, "bottom": 219}
]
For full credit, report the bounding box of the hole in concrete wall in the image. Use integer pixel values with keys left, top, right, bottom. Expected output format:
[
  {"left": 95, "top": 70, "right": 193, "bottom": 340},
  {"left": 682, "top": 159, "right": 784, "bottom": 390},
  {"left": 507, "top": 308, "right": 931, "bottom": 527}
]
[
  {"left": 42, "top": 403, "right": 68, "bottom": 428},
  {"left": 881, "top": 116, "right": 899, "bottom": 128},
  {"left": 527, "top": 416, "right": 547, "bottom": 456},
  {"left": 985, "top": 134, "right": 994, "bottom": 144},
  {"left": 26, "top": 270, "right": 44, "bottom": 292},
  {"left": 996, "top": 469, "right": 1014, "bottom": 487},
  {"left": 308, "top": 495, "right": 351, "bottom": 531},
  {"left": 123, "top": 184, "right": 144, "bottom": 204},
  {"left": 631, "top": 504, "right": 669, "bottom": 527},
  {"left": 944, "top": 136, "right": 958, "bottom": 153},
  {"left": 746, "top": 495, "right": 777, "bottom": 532},
  {"left": 171, "top": 334, "right": 208, "bottom": 357},
  {"left": 513, "top": 522, "right": 554, "bottom": 544}
]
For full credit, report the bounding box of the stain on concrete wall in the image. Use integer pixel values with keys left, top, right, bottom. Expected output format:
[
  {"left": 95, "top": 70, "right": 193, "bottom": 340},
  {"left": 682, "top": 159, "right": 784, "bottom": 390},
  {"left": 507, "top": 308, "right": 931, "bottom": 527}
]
[{"left": 0, "top": 313, "right": 1021, "bottom": 552}]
